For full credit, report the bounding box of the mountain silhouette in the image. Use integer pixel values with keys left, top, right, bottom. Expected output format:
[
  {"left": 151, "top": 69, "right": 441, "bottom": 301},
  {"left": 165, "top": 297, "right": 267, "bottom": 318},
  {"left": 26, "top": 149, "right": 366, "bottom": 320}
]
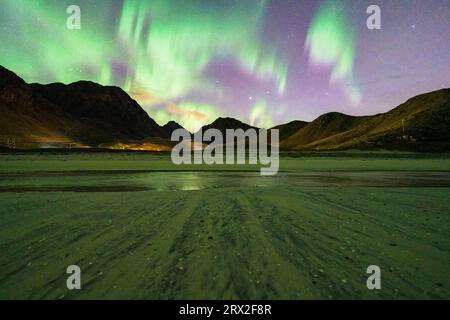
[
  {"left": 196, "top": 117, "right": 257, "bottom": 136},
  {"left": 193, "top": 117, "right": 259, "bottom": 145},
  {"left": 281, "top": 89, "right": 450, "bottom": 151},
  {"left": 162, "top": 121, "right": 189, "bottom": 137},
  {"left": 0, "top": 65, "right": 165, "bottom": 145},
  {"left": 270, "top": 120, "right": 309, "bottom": 141},
  {"left": 1, "top": 65, "right": 449, "bottom": 151}
]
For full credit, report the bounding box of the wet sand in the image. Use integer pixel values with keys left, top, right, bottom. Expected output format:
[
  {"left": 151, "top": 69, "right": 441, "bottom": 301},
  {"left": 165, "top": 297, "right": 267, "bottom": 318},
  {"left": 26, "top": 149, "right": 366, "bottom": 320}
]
[{"left": 0, "top": 153, "right": 449, "bottom": 299}]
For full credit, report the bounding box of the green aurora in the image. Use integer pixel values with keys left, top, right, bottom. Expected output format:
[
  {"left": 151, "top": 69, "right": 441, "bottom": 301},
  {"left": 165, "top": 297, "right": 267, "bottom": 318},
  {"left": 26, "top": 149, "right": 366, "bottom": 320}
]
[
  {"left": 1, "top": 0, "right": 448, "bottom": 130},
  {"left": 0, "top": 0, "right": 287, "bottom": 131},
  {"left": 306, "top": 1, "right": 360, "bottom": 105}
]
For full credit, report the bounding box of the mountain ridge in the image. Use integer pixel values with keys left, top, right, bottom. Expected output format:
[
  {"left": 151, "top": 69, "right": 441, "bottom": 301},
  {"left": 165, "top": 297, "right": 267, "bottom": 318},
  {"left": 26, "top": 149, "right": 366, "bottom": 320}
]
[
  {"left": 281, "top": 88, "right": 450, "bottom": 151},
  {"left": 196, "top": 117, "right": 257, "bottom": 135},
  {"left": 0, "top": 66, "right": 166, "bottom": 145},
  {"left": 162, "top": 121, "right": 189, "bottom": 137},
  {"left": 1, "top": 65, "right": 449, "bottom": 151}
]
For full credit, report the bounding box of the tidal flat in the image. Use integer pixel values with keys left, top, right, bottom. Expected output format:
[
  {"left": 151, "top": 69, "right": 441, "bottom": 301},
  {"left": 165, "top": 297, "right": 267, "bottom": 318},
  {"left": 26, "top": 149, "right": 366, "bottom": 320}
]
[{"left": 0, "top": 152, "right": 449, "bottom": 299}]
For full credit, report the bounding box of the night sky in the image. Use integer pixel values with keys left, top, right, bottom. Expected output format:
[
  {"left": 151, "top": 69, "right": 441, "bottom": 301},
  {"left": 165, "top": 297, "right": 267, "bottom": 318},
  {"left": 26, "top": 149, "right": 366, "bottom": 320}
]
[{"left": 1, "top": 0, "right": 449, "bottom": 132}]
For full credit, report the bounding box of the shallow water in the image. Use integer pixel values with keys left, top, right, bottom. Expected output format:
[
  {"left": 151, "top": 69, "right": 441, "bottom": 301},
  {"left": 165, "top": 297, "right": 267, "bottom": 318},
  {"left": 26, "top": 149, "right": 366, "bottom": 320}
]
[
  {"left": 1, "top": 171, "right": 450, "bottom": 192},
  {"left": 1, "top": 161, "right": 449, "bottom": 299}
]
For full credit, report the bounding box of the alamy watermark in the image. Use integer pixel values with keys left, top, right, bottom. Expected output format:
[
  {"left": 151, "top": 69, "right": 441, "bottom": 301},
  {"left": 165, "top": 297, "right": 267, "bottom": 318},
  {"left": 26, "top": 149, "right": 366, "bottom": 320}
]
[
  {"left": 66, "top": 5, "right": 81, "bottom": 30},
  {"left": 171, "top": 129, "right": 280, "bottom": 176},
  {"left": 367, "top": 5, "right": 381, "bottom": 30},
  {"left": 366, "top": 265, "right": 381, "bottom": 290},
  {"left": 65, "top": 4, "right": 380, "bottom": 31},
  {"left": 66, "top": 265, "right": 81, "bottom": 290}
]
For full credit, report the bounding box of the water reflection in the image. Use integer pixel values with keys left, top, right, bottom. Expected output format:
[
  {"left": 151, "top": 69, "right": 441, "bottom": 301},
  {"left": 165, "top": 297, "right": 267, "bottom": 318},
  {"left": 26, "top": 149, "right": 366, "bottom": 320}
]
[{"left": 0, "top": 171, "right": 450, "bottom": 192}]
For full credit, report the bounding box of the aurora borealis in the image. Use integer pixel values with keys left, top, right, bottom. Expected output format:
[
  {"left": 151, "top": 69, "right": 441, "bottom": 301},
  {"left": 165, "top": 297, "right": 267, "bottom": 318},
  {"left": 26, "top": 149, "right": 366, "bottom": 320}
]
[
  {"left": 306, "top": 1, "right": 360, "bottom": 105},
  {"left": 1, "top": 0, "right": 449, "bottom": 132}
]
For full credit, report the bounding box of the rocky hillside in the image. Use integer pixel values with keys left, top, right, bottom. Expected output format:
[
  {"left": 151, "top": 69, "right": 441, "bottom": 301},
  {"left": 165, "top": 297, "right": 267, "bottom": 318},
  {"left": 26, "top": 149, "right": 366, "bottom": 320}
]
[
  {"left": 280, "top": 89, "right": 450, "bottom": 151},
  {"left": 0, "top": 65, "right": 166, "bottom": 145}
]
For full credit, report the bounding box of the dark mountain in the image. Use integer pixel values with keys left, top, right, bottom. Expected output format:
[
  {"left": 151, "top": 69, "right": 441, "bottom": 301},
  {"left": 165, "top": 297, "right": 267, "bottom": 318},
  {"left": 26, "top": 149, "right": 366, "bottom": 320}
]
[
  {"left": 0, "top": 65, "right": 166, "bottom": 145},
  {"left": 281, "top": 112, "right": 367, "bottom": 149},
  {"left": 270, "top": 120, "right": 309, "bottom": 141},
  {"left": 196, "top": 117, "right": 257, "bottom": 135},
  {"left": 193, "top": 118, "right": 259, "bottom": 143},
  {"left": 162, "top": 121, "right": 188, "bottom": 137},
  {"left": 281, "top": 89, "right": 450, "bottom": 151},
  {"left": 194, "top": 117, "right": 259, "bottom": 145},
  {"left": 1, "top": 65, "right": 449, "bottom": 152},
  {"left": 0, "top": 66, "right": 74, "bottom": 144}
]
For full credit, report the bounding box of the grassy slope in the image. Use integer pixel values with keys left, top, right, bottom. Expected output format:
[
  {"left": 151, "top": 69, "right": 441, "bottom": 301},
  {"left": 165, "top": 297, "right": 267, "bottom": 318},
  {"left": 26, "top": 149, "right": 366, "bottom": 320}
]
[{"left": 281, "top": 89, "right": 450, "bottom": 151}]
